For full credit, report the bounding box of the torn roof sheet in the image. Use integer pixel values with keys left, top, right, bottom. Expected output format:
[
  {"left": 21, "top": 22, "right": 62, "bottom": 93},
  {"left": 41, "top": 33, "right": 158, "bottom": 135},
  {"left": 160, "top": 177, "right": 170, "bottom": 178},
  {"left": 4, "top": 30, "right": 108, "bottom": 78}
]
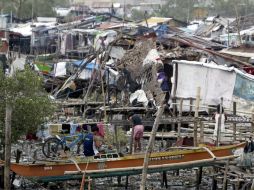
[
  {"left": 140, "top": 17, "right": 173, "bottom": 27},
  {"left": 10, "top": 22, "right": 56, "bottom": 36}
]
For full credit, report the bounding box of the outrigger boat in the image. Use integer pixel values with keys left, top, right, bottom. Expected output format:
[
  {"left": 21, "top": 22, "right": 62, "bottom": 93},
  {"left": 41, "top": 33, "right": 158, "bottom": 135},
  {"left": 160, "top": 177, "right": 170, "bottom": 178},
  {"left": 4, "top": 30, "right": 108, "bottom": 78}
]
[{"left": 6, "top": 142, "right": 245, "bottom": 181}]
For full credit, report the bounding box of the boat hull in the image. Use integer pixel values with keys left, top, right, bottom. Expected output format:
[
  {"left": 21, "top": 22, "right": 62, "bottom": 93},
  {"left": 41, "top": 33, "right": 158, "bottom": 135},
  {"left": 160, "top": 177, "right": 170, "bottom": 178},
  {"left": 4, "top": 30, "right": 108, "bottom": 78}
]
[{"left": 10, "top": 143, "right": 244, "bottom": 178}]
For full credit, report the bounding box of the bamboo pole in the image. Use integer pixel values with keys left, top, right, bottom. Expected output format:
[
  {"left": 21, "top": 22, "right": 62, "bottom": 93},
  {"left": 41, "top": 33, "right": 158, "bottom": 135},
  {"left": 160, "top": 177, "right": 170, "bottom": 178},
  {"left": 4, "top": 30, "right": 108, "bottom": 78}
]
[
  {"left": 177, "top": 99, "right": 183, "bottom": 141},
  {"left": 194, "top": 87, "right": 201, "bottom": 147},
  {"left": 140, "top": 101, "right": 165, "bottom": 190}
]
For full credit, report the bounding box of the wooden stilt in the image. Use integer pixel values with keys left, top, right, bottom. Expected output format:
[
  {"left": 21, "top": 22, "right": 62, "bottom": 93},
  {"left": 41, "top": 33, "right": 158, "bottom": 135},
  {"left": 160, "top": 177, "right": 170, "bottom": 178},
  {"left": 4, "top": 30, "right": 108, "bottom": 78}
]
[
  {"left": 63, "top": 181, "right": 67, "bottom": 190},
  {"left": 190, "top": 98, "right": 193, "bottom": 114},
  {"left": 177, "top": 99, "right": 183, "bottom": 141},
  {"left": 163, "top": 171, "right": 168, "bottom": 188},
  {"left": 197, "top": 167, "right": 203, "bottom": 189},
  {"left": 200, "top": 122, "right": 204, "bottom": 144},
  {"left": 212, "top": 176, "right": 217, "bottom": 190},
  {"left": 0, "top": 166, "right": 3, "bottom": 189},
  {"left": 233, "top": 102, "right": 237, "bottom": 141},
  {"left": 125, "top": 175, "right": 129, "bottom": 190},
  {"left": 212, "top": 167, "right": 217, "bottom": 190},
  {"left": 251, "top": 109, "right": 254, "bottom": 134},
  {"left": 194, "top": 87, "right": 201, "bottom": 147},
  {"left": 114, "top": 125, "right": 119, "bottom": 152},
  {"left": 88, "top": 177, "right": 91, "bottom": 190},
  {"left": 117, "top": 176, "right": 121, "bottom": 186},
  {"left": 216, "top": 98, "right": 223, "bottom": 147},
  {"left": 130, "top": 126, "right": 134, "bottom": 154},
  {"left": 223, "top": 159, "right": 230, "bottom": 190}
]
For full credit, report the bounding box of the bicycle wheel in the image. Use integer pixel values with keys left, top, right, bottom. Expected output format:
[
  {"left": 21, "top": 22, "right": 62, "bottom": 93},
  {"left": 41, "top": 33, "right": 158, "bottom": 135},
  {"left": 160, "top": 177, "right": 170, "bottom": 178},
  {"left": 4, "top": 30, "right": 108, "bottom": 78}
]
[{"left": 42, "top": 137, "right": 64, "bottom": 158}]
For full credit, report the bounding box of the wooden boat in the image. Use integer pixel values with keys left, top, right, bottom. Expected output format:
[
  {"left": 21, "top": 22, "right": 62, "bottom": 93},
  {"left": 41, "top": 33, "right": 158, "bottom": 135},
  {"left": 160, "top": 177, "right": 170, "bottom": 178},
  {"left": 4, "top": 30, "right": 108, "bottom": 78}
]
[{"left": 9, "top": 143, "right": 244, "bottom": 180}]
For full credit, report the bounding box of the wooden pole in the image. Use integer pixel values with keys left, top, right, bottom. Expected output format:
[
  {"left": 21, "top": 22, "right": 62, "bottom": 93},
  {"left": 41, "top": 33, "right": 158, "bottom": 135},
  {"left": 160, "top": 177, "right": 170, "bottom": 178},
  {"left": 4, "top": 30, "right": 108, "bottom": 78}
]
[
  {"left": 194, "top": 87, "right": 201, "bottom": 147},
  {"left": 162, "top": 171, "right": 168, "bottom": 188},
  {"left": 99, "top": 55, "right": 107, "bottom": 122},
  {"left": 125, "top": 175, "right": 129, "bottom": 189},
  {"left": 140, "top": 102, "right": 165, "bottom": 190},
  {"left": 222, "top": 159, "right": 230, "bottom": 190},
  {"left": 4, "top": 103, "right": 12, "bottom": 190},
  {"left": 0, "top": 165, "right": 3, "bottom": 189},
  {"left": 251, "top": 109, "right": 254, "bottom": 134},
  {"left": 190, "top": 98, "right": 193, "bottom": 113},
  {"left": 129, "top": 126, "right": 134, "bottom": 154},
  {"left": 177, "top": 99, "right": 183, "bottom": 141},
  {"left": 200, "top": 122, "right": 204, "bottom": 144},
  {"left": 212, "top": 166, "right": 217, "bottom": 190},
  {"left": 216, "top": 98, "right": 223, "bottom": 147},
  {"left": 88, "top": 177, "right": 91, "bottom": 190},
  {"left": 197, "top": 167, "right": 203, "bottom": 187},
  {"left": 251, "top": 179, "right": 254, "bottom": 190},
  {"left": 114, "top": 125, "right": 119, "bottom": 152},
  {"left": 233, "top": 102, "right": 237, "bottom": 141}
]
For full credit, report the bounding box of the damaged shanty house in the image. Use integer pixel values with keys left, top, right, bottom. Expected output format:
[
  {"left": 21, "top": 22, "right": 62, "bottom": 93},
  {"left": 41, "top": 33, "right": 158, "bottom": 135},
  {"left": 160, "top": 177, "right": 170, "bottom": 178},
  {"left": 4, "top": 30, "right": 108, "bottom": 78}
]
[
  {"left": 194, "top": 15, "right": 234, "bottom": 43},
  {"left": 45, "top": 13, "right": 254, "bottom": 123}
]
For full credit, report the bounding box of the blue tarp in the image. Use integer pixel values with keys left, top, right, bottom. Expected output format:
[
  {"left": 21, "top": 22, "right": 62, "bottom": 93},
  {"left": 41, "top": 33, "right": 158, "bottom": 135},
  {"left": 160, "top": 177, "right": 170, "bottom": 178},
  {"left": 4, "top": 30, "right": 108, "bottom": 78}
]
[
  {"left": 233, "top": 74, "right": 254, "bottom": 101},
  {"left": 72, "top": 60, "right": 98, "bottom": 70},
  {"left": 154, "top": 24, "right": 169, "bottom": 38}
]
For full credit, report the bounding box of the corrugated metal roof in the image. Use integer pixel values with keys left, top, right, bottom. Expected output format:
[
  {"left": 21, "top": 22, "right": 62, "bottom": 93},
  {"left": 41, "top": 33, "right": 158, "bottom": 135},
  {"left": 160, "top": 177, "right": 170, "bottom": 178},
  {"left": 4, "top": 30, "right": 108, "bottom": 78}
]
[{"left": 140, "top": 17, "right": 172, "bottom": 27}]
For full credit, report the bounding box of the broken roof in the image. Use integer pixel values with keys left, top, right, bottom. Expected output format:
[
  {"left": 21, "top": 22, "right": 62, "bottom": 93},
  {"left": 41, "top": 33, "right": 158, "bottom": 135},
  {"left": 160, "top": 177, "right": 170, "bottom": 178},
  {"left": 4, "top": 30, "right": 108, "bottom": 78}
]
[
  {"left": 10, "top": 22, "right": 56, "bottom": 36},
  {"left": 140, "top": 17, "right": 173, "bottom": 27}
]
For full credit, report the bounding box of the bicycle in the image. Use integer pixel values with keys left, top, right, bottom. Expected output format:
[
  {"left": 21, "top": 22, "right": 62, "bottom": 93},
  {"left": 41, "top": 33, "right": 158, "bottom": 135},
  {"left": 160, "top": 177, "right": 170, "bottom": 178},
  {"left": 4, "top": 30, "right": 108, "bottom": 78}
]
[{"left": 42, "top": 127, "right": 88, "bottom": 158}]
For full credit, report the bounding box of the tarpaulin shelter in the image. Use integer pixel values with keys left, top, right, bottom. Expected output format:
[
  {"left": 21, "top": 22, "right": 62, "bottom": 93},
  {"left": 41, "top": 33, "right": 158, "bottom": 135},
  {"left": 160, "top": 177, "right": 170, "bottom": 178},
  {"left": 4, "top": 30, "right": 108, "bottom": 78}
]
[{"left": 172, "top": 60, "right": 254, "bottom": 109}]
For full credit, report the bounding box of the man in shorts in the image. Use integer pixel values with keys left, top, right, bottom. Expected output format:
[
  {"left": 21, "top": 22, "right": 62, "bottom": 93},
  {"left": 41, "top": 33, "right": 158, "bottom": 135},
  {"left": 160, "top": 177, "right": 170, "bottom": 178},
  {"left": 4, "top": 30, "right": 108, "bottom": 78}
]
[{"left": 129, "top": 113, "right": 144, "bottom": 152}]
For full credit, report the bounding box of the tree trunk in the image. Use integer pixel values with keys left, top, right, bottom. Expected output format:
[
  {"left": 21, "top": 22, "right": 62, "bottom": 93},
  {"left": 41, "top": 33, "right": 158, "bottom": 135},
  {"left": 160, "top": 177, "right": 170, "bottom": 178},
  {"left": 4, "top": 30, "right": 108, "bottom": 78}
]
[
  {"left": 4, "top": 103, "right": 12, "bottom": 190},
  {"left": 140, "top": 102, "right": 165, "bottom": 190}
]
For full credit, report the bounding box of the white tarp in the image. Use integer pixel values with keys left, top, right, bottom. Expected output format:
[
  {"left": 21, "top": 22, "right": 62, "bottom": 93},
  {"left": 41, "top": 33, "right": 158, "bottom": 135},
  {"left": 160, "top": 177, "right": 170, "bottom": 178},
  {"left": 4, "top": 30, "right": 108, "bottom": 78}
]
[
  {"left": 130, "top": 90, "right": 149, "bottom": 107},
  {"left": 78, "top": 69, "right": 92, "bottom": 80},
  {"left": 109, "top": 46, "right": 126, "bottom": 60},
  {"left": 54, "top": 62, "right": 66, "bottom": 77},
  {"left": 143, "top": 49, "right": 162, "bottom": 67},
  {"left": 173, "top": 60, "right": 236, "bottom": 108}
]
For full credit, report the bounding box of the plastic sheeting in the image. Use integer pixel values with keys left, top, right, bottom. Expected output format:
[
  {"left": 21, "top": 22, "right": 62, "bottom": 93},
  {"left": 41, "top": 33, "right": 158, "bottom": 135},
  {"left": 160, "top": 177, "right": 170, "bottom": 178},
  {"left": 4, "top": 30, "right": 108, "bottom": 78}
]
[
  {"left": 129, "top": 90, "right": 149, "bottom": 107},
  {"left": 233, "top": 73, "right": 254, "bottom": 101},
  {"left": 54, "top": 62, "right": 67, "bottom": 77},
  {"left": 173, "top": 60, "right": 236, "bottom": 108},
  {"left": 143, "top": 49, "right": 162, "bottom": 67}
]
